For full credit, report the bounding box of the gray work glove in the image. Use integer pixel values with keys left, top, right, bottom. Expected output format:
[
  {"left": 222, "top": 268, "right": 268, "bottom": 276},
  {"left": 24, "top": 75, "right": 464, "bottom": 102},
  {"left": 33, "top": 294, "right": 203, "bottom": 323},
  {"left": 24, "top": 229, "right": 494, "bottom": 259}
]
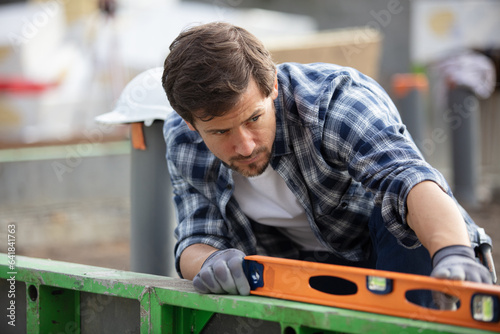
[
  {"left": 193, "top": 249, "right": 250, "bottom": 295},
  {"left": 431, "top": 245, "right": 492, "bottom": 310}
]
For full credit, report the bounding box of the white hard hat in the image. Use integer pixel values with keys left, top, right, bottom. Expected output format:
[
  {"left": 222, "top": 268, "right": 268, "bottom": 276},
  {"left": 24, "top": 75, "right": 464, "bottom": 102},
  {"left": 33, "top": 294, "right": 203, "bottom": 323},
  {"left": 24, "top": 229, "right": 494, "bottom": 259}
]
[{"left": 95, "top": 67, "right": 173, "bottom": 126}]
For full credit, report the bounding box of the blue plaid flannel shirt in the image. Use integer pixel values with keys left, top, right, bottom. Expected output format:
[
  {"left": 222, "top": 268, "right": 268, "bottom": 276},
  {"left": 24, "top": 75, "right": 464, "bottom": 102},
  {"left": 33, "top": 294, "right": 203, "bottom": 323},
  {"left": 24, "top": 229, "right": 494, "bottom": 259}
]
[{"left": 164, "top": 62, "right": 483, "bottom": 276}]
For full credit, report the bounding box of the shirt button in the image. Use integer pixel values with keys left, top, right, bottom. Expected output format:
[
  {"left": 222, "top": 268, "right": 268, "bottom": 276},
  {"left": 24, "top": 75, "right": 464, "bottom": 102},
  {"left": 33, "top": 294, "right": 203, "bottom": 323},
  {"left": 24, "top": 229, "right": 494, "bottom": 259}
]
[
  {"left": 340, "top": 202, "right": 348, "bottom": 209},
  {"left": 226, "top": 184, "right": 232, "bottom": 190}
]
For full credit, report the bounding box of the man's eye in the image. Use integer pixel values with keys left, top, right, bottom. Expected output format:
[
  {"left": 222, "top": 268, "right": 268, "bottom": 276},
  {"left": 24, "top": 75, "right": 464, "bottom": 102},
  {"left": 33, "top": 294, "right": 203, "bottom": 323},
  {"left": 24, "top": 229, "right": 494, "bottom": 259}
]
[
  {"left": 250, "top": 115, "right": 260, "bottom": 122},
  {"left": 215, "top": 130, "right": 228, "bottom": 135}
]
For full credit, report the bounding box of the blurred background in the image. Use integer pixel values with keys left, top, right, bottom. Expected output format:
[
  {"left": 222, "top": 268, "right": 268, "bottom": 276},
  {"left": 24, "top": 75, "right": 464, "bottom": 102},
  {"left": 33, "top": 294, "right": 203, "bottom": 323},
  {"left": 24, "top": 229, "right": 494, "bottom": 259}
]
[{"left": 0, "top": 0, "right": 499, "bottom": 278}]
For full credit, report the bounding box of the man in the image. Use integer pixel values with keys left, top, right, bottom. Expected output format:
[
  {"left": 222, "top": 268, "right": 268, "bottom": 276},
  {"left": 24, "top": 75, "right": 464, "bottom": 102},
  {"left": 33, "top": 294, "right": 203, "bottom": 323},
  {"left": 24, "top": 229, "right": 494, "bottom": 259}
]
[{"left": 161, "top": 22, "right": 493, "bottom": 304}]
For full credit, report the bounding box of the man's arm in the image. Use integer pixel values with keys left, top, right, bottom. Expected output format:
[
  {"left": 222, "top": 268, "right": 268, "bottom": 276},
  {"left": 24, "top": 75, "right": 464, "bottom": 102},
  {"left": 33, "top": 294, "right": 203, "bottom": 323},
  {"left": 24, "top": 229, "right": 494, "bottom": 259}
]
[
  {"left": 180, "top": 244, "right": 218, "bottom": 280},
  {"left": 407, "top": 180, "right": 491, "bottom": 311},
  {"left": 406, "top": 181, "right": 470, "bottom": 258}
]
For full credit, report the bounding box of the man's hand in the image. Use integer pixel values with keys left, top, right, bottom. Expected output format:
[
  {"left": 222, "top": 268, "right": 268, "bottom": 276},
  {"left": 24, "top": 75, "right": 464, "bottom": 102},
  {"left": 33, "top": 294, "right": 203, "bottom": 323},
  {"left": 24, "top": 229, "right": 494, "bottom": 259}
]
[
  {"left": 193, "top": 249, "right": 251, "bottom": 295},
  {"left": 431, "top": 245, "right": 492, "bottom": 309},
  {"left": 431, "top": 245, "right": 492, "bottom": 283}
]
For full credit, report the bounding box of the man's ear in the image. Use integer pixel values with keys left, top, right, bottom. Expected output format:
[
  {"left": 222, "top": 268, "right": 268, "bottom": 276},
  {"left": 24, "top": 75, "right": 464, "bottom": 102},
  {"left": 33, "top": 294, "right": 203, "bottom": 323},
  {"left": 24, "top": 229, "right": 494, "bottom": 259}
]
[
  {"left": 272, "top": 71, "right": 279, "bottom": 100},
  {"left": 185, "top": 121, "right": 197, "bottom": 131}
]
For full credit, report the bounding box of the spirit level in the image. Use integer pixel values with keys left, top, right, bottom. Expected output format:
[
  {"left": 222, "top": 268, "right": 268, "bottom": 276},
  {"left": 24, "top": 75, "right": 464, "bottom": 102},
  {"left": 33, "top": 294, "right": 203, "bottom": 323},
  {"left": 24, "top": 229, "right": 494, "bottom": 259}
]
[{"left": 244, "top": 255, "right": 500, "bottom": 332}]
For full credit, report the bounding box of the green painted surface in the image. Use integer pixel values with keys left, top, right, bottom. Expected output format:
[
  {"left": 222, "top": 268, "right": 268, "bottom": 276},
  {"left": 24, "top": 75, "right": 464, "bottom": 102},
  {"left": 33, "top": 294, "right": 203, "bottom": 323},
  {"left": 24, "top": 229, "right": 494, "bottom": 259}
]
[{"left": 0, "top": 254, "right": 496, "bottom": 334}]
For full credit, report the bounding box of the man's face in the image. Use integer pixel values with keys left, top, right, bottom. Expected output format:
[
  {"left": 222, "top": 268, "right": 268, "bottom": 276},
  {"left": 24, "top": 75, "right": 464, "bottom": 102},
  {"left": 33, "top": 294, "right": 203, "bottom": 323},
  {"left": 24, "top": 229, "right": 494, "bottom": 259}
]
[{"left": 186, "top": 77, "right": 278, "bottom": 177}]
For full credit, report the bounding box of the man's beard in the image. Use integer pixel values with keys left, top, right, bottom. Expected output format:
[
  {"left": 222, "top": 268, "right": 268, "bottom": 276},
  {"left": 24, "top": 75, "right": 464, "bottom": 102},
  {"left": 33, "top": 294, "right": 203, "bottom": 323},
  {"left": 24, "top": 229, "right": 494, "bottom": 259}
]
[{"left": 229, "top": 147, "right": 271, "bottom": 177}]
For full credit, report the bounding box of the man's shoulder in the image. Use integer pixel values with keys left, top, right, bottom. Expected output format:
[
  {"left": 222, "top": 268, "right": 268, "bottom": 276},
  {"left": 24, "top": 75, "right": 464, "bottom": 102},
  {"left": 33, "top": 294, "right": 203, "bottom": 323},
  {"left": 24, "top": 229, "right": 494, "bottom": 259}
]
[
  {"left": 163, "top": 112, "right": 216, "bottom": 177},
  {"left": 277, "top": 62, "right": 380, "bottom": 93},
  {"left": 277, "top": 62, "right": 387, "bottom": 106},
  {"left": 163, "top": 112, "right": 203, "bottom": 147},
  {"left": 277, "top": 62, "right": 362, "bottom": 81},
  {"left": 277, "top": 62, "right": 344, "bottom": 72}
]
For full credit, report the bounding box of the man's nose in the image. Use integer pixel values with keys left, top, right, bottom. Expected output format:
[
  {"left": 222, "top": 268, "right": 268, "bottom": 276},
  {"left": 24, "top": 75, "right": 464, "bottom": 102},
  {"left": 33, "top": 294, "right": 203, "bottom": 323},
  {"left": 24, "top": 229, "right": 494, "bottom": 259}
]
[{"left": 234, "top": 128, "right": 256, "bottom": 157}]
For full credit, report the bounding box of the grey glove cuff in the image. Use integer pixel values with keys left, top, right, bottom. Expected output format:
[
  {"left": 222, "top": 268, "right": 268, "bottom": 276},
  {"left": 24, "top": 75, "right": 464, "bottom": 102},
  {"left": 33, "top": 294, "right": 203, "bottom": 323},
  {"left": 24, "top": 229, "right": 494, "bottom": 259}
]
[
  {"left": 432, "top": 245, "right": 475, "bottom": 267},
  {"left": 194, "top": 248, "right": 250, "bottom": 295},
  {"left": 202, "top": 249, "right": 239, "bottom": 268}
]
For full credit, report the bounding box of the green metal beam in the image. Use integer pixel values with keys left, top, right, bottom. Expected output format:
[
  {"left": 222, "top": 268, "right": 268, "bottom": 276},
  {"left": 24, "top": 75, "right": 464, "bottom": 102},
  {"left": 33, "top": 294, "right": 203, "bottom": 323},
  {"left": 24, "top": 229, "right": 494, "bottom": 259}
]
[
  {"left": 38, "top": 285, "right": 80, "bottom": 334},
  {"left": 0, "top": 254, "right": 496, "bottom": 334}
]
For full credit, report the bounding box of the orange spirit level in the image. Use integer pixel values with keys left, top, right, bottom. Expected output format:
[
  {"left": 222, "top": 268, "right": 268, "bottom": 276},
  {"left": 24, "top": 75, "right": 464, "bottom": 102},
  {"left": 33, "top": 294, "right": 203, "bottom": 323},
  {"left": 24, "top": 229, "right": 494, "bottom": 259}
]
[{"left": 244, "top": 255, "right": 500, "bottom": 332}]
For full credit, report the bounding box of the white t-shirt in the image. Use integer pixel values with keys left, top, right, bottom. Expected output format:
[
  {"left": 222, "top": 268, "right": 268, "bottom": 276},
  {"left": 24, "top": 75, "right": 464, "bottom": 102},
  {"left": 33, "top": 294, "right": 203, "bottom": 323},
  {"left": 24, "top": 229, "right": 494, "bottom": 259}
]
[{"left": 232, "top": 165, "right": 329, "bottom": 251}]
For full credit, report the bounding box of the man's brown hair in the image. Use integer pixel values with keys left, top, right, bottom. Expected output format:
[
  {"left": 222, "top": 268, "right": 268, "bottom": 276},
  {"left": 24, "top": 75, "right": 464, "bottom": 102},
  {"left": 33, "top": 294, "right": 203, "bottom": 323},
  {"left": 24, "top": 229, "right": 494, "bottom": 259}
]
[{"left": 162, "top": 22, "right": 276, "bottom": 124}]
